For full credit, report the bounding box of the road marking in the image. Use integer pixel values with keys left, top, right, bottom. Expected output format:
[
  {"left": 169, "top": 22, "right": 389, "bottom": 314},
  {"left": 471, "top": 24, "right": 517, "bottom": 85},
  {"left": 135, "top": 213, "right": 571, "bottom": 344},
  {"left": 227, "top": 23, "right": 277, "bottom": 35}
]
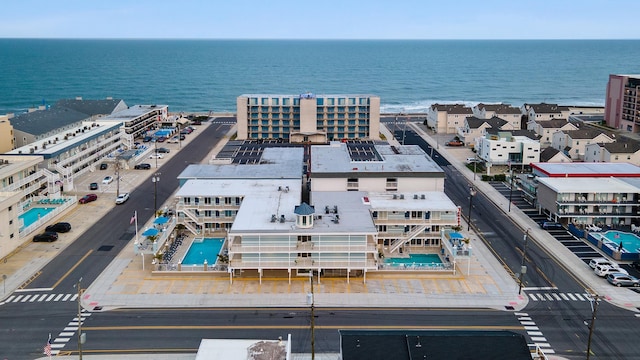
[{"left": 14, "top": 287, "right": 54, "bottom": 292}]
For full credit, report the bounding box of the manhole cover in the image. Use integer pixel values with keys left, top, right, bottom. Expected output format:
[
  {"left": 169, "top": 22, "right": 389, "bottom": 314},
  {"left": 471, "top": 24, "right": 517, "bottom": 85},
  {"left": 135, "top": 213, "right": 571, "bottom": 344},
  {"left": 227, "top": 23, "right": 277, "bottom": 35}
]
[{"left": 97, "top": 245, "right": 114, "bottom": 251}]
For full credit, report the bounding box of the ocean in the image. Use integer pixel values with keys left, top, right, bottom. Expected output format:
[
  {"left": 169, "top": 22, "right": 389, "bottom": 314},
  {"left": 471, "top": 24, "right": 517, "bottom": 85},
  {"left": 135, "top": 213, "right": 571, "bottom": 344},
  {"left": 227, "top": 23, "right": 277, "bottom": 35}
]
[{"left": 1, "top": 39, "right": 638, "bottom": 114}]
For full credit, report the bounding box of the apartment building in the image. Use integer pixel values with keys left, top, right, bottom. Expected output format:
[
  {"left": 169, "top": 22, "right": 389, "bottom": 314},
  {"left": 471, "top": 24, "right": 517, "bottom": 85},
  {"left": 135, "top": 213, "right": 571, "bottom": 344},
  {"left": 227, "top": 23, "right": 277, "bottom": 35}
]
[
  {"left": 426, "top": 104, "right": 473, "bottom": 134},
  {"left": 476, "top": 130, "right": 541, "bottom": 166},
  {"left": 236, "top": 93, "right": 380, "bottom": 143},
  {"left": 551, "top": 129, "right": 616, "bottom": 161},
  {"left": 521, "top": 103, "right": 570, "bottom": 122},
  {"left": 605, "top": 74, "right": 640, "bottom": 133},
  {"left": 527, "top": 118, "right": 578, "bottom": 148},
  {"left": 584, "top": 141, "right": 640, "bottom": 165},
  {"left": 457, "top": 116, "right": 517, "bottom": 148},
  {"left": 472, "top": 103, "right": 523, "bottom": 128}
]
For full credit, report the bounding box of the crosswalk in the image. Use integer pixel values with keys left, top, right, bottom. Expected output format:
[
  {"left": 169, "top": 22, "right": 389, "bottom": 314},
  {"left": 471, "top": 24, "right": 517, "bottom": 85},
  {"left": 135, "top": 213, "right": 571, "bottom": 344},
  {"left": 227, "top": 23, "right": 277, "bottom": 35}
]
[
  {"left": 515, "top": 312, "right": 555, "bottom": 355},
  {"left": 4, "top": 293, "right": 78, "bottom": 303},
  {"left": 48, "top": 310, "right": 92, "bottom": 355},
  {"left": 527, "top": 292, "right": 592, "bottom": 302}
]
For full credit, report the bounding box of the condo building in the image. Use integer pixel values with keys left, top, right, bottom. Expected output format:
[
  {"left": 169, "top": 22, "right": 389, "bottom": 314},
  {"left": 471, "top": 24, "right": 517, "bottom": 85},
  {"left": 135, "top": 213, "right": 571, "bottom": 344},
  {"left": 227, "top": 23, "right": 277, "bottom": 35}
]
[
  {"left": 605, "top": 74, "right": 640, "bottom": 133},
  {"left": 236, "top": 93, "right": 380, "bottom": 143}
]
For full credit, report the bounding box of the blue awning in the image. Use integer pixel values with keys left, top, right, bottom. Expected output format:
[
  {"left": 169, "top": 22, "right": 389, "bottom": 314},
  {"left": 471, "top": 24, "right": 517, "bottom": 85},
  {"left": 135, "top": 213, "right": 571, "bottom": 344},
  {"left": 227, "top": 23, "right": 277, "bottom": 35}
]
[
  {"left": 153, "top": 216, "right": 169, "bottom": 225},
  {"left": 142, "top": 228, "right": 159, "bottom": 237}
]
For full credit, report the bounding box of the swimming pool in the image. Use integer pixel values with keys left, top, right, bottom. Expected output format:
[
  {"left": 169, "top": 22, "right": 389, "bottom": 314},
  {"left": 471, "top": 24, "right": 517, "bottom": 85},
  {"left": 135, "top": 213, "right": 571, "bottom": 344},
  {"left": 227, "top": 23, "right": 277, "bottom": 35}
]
[
  {"left": 155, "top": 129, "right": 173, "bottom": 138},
  {"left": 600, "top": 231, "right": 640, "bottom": 253},
  {"left": 181, "top": 238, "right": 224, "bottom": 266},
  {"left": 19, "top": 207, "right": 55, "bottom": 230},
  {"left": 385, "top": 254, "right": 443, "bottom": 266}
]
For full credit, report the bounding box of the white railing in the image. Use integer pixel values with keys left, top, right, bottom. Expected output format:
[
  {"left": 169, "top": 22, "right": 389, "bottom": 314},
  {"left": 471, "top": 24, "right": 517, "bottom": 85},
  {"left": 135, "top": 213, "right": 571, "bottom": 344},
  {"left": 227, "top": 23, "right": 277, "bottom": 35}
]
[
  {"left": 229, "top": 244, "right": 377, "bottom": 253},
  {"left": 20, "top": 196, "right": 77, "bottom": 237},
  {"left": 388, "top": 225, "right": 427, "bottom": 253}
]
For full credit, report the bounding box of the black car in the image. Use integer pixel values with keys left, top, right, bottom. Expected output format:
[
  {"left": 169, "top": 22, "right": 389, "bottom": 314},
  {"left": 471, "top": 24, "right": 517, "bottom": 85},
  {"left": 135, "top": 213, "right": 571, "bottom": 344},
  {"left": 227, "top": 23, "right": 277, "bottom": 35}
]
[
  {"left": 99, "top": 163, "right": 108, "bottom": 170},
  {"left": 45, "top": 222, "right": 72, "bottom": 233},
  {"left": 89, "top": 182, "right": 98, "bottom": 190},
  {"left": 33, "top": 232, "right": 59, "bottom": 242},
  {"left": 156, "top": 147, "right": 170, "bottom": 153},
  {"left": 540, "top": 221, "right": 563, "bottom": 230},
  {"left": 134, "top": 163, "right": 151, "bottom": 170},
  {"left": 143, "top": 136, "right": 153, "bottom": 142}
]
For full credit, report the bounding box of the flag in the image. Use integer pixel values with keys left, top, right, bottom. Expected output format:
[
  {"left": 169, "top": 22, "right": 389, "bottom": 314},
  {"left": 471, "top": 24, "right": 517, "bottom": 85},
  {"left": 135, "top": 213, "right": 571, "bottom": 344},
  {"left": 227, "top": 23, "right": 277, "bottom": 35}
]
[
  {"left": 130, "top": 211, "right": 137, "bottom": 225},
  {"left": 43, "top": 333, "right": 52, "bottom": 357}
]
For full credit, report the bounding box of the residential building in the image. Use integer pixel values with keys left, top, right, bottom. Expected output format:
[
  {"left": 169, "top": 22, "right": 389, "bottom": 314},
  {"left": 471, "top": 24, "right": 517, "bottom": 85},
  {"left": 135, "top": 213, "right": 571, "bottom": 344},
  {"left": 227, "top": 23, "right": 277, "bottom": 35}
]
[
  {"left": 0, "top": 115, "right": 14, "bottom": 153},
  {"left": 536, "top": 176, "right": 640, "bottom": 227},
  {"left": 476, "top": 130, "right": 540, "bottom": 167},
  {"left": 584, "top": 140, "right": 640, "bottom": 165},
  {"left": 472, "top": 103, "right": 523, "bottom": 128},
  {"left": 551, "top": 129, "right": 616, "bottom": 161},
  {"left": 8, "top": 98, "right": 127, "bottom": 148},
  {"left": 457, "top": 116, "right": 516, "bottom": 148},
  {"left": 605, "top": 74, "right": 640, "bottom": 133},
  {"left": 527, "top": 118, "right": 578, "bottom": 148},
  {"left": 236, "top": 93, "right": 380, "bottom": 143},
  {"left": 521, "top": 103, "right": 570, "bottom": 123},
  {"left": 426, "top": 104, "right": 473, "bottom": 134},
  {"left": 539, "top": 147, "right": 571, "bottom": 163},
  {"left": 102, "top": 104, "right": 169, "bottom": 149},
  {"left": 309, "top": 142, "right": 445, "bottom": 193}
]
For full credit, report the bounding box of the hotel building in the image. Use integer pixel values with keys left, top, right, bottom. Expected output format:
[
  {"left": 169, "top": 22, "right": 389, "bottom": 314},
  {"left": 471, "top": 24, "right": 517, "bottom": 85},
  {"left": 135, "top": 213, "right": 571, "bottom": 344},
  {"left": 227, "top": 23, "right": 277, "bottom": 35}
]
[
  {"left": 236, "top": 93, "right": 380, "bottom": 143},
  {"left": 605, "top": 74, "right": 640, "bottom": 133}
]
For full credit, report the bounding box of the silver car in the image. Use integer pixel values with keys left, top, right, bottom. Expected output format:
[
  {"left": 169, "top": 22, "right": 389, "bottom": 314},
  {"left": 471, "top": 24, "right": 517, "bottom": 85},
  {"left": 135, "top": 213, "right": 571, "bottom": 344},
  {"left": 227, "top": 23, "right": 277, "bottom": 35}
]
[{"left": 606, "top": 273, "right": 640, "bottom": 287}]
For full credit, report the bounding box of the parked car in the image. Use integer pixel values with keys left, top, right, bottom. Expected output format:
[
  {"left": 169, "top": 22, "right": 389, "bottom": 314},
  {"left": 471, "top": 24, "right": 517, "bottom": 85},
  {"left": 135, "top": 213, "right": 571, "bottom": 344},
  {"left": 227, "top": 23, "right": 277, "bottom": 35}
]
[
  {"left": 143, "top": 136, "right": 153, "bottom": 143},
  {"left": 540, "top": 221, "right": 563, "bottom": 230},
  {"left": 179, "top": 134, "right": 186, "bottom": 140},
  {"left": 99, "top": 163, "right": 108, "bottom": 170},
  {"left": 466, "top": 157, "right": 480, "bottom": 164},
  {"left": 594, "top": 264, "right": 629, "bottom": 277},
  {"left": 115, "top": 192, "right": 130, "bottom": 205},
  {"left": 446, "top": 140, "right": 464, "bottom": 147},
  {"left": 102, "top": 176, "right": 114, "bottom": 184},
  {"left": 606, "top": 272, "right": 640, "bottom": 287},
  {"left": 156, "top": 147, "right": 170, "bottom": 153},
  {"left": 33, "top": 232, "right": 59, "bottom": 242},
  {"left": 45, "top": 222, "right": 72, "bottom": 233},
  {"left": 167, "top": 137, "right": 180, "bottom": 144},
  {"left": 134, "top": 163, "right": 151, "bottom": 170},
  {"left": 149, "top": 153, "right": 164, "bottom": 159},
  {"left": 79, "top": 194, "right": 98, "bottom": 204},
  {"left": 589, "top": 257, "right": 616, "bottom": 269},
  {"left": 156, "top": 136, "right": 167, "bottom": 143},
  {"left": 89, "top": 182, "right": 98, "bottom": 190}
]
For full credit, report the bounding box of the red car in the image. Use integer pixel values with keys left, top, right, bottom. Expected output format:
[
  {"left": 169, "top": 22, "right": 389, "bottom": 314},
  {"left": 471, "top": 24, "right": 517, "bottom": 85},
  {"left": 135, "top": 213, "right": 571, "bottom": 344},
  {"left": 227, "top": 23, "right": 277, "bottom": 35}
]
[{"left": 79, "top": 194, "right": 98, "bottom": 204}]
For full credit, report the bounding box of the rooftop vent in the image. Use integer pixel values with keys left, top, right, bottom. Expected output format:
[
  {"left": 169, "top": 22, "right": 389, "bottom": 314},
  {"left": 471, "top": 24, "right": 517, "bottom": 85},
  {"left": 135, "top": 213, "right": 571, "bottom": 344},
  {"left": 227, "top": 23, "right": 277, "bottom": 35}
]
[
  {"left": 399, "top": 194, "right": 404, "bottom": 199},
  {"left": 271, "top": 214, "right": 277, "bottom": 223},
  {"left": 421, "top": 194, "right": 426, "bottom": 200},
  {"left": 413, "top": 194, "right": 418, "bottom": 199},
  {"left": 393, "top": 194, "right": 398, "bottom": 199},
  {"left": 280, "top": 215, "right": 285, "bottom": 223}
]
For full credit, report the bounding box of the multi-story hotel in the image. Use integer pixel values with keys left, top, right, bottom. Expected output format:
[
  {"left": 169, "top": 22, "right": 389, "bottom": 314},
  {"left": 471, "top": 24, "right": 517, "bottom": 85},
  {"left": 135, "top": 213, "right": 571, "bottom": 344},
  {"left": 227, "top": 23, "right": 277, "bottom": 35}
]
[
  {"left": 236, "top": 93, "right": 380, "bottom": 142},
  {"left": 605, "top": 74, "right": 640, "bottom": 133},
  {"left": 173, "top": 143, "right": 459, "bottom": 281}
]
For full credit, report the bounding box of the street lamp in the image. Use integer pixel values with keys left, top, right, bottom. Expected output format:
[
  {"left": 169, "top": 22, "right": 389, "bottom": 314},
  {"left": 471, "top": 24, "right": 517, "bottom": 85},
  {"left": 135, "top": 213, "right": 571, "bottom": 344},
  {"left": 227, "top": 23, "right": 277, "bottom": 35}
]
[
  {"left": 307, "top": 272, "right": 315, "bottom": 360},
  {"left": 586, "top": 292, "right": 600, "bottom": 360},
  {"left": 152, "top": 173, "right": 160, "bottom": 217},
  {"left": 508, "top": 168, "right": 514, "bottom": 212},
  {"left": 518, "top": 228, "right": 530, "bottom": 295},
  {"left": 154, "top": 140, "right": 158, "bottom": 168},
  {"left": 467, "top": 186, "right": 476, "bottom": 231}
]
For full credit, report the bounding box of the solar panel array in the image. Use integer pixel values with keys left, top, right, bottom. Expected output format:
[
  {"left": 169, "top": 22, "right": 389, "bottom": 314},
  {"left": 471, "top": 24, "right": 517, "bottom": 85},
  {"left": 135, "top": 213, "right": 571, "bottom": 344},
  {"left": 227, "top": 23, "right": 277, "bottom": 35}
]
[{"left": 347, "top": 142, "right": 382, "bottom": 162}]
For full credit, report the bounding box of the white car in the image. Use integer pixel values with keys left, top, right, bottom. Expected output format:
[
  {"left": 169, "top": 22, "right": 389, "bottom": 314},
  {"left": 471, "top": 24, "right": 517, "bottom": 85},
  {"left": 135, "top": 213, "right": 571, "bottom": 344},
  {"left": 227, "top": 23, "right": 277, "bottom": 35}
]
[
  {"left": 589, "top": 257, "right": 615, "bottom": 269},
  {"left": 102, "top": 176, "right": 114, "bottom": 184},
  {"left": 149, "top": 153, "right": 164, "bottom": 159},
  {"left": 115, "top": 192, "right": 130, "bottom": 205},
  {"left": 594, "top": 264, "right": 629, "bottom": 277},
  {"left": 167, "top": 137, "right": 180, "bottom": 144}
]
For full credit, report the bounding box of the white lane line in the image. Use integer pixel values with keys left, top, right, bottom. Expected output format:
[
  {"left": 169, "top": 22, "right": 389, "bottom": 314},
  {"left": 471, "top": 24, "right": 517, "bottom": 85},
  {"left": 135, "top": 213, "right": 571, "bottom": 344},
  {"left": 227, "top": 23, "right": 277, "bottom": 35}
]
[
  {"left": 531, "top": 337, "right": 547, "bottom": 342},
  {"left": 62, "top": 294, "right": 72, "bottom": 301},
  {"left": 520, "top": 321, "right": 536, "bottom": 326},
  {"left": 45, "top": 294, "right": 56, "bottom": 301},
  {"left": 518, "top": 317, "right": 532, "bottom": 321},
  {"left": 20, "top": 295, "right": 31, "bottom": 302},
  {"left": 53, "top": 338, "right": 70, "bottom": 343},
  {"left": 560, "top": 293, "right": 569, "bottom": 300},
  {"left": 70, "top": 294, "right": 79, "bottom": 302},
  {"left": 37, "top": 294, "right": 48, "bottom": 301},
  {"left": 59, "top": 332, "right": 75, "bottom": 337},
  {"left": 528, "top": 294, "right": 538, "bottom": 301},
  {"left": 54, "top": 294, "right": 64, "bottom": 301},
  {"left": 575, "top": 293, "right": 586, "bottom": 301},
  {"left": 552, "top": 293, "right": 562, "bottom": 301},
  {"left": 544, "top": 293, "right": 554, "bottom": 301},
  {"left": 527, "top": 331, "right": 543, "bottom": 336},
  {"left": 524, "top": 326, "right": 539, "bottom": 331},
  {"left": 567, "top": 293, "right": 577, "bottom": 301},
  {"left": 6, "top": 295, "right": 16, "bottom": 302}
]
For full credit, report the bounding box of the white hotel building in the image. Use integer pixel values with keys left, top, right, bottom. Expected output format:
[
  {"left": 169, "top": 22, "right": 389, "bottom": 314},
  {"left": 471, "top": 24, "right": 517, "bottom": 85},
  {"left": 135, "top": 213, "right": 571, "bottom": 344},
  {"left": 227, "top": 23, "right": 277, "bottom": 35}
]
[{"left": 174, "top": 143, "right": 459, "bottom": 282}]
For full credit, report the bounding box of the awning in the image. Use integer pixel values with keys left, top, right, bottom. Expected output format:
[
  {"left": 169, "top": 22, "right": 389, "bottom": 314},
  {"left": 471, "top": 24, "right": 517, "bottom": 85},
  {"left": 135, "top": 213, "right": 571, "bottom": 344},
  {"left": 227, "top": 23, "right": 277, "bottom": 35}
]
[
  {"left": 142, "top": 228, "right": 159, "bottom": 237},
  {"left": 154, "top": 216, "right": 169, "bottom": 225}
]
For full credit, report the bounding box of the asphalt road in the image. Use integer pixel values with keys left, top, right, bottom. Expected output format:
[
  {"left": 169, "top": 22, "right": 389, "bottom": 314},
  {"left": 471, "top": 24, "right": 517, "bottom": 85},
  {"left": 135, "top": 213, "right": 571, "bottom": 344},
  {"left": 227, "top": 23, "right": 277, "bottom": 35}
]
[{"left": 0, "top": 120, "right": 231, "bottom": 358}]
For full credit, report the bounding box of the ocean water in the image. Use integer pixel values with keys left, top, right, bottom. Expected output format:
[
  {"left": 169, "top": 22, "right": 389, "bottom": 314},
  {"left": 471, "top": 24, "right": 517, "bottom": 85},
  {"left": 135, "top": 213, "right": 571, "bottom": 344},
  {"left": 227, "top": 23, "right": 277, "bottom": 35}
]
[{"left": 1, "top": 39, "right": 639, "bottom": 114}]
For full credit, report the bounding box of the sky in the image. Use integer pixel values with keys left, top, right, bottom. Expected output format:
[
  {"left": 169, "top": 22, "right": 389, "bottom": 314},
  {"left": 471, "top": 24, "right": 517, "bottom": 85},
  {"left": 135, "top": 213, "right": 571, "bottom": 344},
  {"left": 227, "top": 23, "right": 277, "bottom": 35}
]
[{"left": 1, "top": 0, "right": 639, "bottom": 40}]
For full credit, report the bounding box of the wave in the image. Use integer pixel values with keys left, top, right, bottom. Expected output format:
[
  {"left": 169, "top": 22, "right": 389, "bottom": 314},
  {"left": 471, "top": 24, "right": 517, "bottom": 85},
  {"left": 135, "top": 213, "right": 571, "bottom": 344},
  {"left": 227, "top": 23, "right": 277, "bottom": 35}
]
[{"left": 380, "top": 98, "right": 605, "bottom": 114}]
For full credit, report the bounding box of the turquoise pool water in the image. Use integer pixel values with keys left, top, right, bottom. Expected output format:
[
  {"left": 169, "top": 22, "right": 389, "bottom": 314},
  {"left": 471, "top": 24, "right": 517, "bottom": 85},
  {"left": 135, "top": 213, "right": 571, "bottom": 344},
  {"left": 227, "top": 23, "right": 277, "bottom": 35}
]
[
  {"left": 155, "top": 129, "right": 173, "bottom": 137},
  {"left": 19, "top": 207, "right": 54, "bottom": 230},
  {"left": 601, "top": 231, "right": 640, "bottom": 253},
  {"left": 181, "top": 238, "right": 224, "bottom": 266},
  {"left": 385, "top": 254, "right": 443, "bottom": 266}
]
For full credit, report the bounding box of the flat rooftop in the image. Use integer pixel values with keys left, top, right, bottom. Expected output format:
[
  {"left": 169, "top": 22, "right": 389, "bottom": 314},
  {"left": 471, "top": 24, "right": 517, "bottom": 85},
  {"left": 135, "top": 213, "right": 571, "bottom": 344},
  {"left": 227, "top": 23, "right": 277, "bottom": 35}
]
[
  {"left": 367, "top": 191, "right": 458, "bottom": 212},
  {"left": 536, "top": 177, "right": 640, "bottom": 193},
  {"left": 178, "top": 147, "right": 304, "bottom": 180},
  {"left": 103, "top": 104, "right": 167, "bottom": 120},
  {"left": 311, "top": 142, "right": 443, "bottom": 177},
  {"left": 532, "top": 162, "right": 640, "bottom": 177}
]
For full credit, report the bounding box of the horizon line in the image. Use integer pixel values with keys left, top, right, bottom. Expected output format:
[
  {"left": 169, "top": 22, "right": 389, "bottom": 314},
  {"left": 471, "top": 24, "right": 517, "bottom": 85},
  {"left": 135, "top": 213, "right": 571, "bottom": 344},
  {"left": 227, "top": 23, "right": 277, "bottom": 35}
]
[{"left": 0, "top": 37, "right": 639, "bottom": 41}]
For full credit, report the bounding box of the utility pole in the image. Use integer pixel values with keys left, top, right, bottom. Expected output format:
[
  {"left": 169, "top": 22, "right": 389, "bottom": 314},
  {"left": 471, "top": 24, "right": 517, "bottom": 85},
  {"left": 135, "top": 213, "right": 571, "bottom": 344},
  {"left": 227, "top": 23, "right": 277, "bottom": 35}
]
[
  {"left": 586, "top": 293, "right": 600, "bottom": 360},
  {"left": 152, "top": 173, "right": 161, "bottom": 217},
  {"left": 467, "top": 186, "right": 476, "bottom": 231},
  {"left": 75, "top": 278, "right": 84, "bottom": 360},
  {"left": 518, "top": 228, "right": 530, "bottom": 294},
  {"left": 115, "top": 156, "right": 121, "bottom": 198},
  {"left": 308, "top": 272, "right": 315, "bottom": 360},
  {"left": 508, "top": 168, "right": 514, "bottom": 212}
]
